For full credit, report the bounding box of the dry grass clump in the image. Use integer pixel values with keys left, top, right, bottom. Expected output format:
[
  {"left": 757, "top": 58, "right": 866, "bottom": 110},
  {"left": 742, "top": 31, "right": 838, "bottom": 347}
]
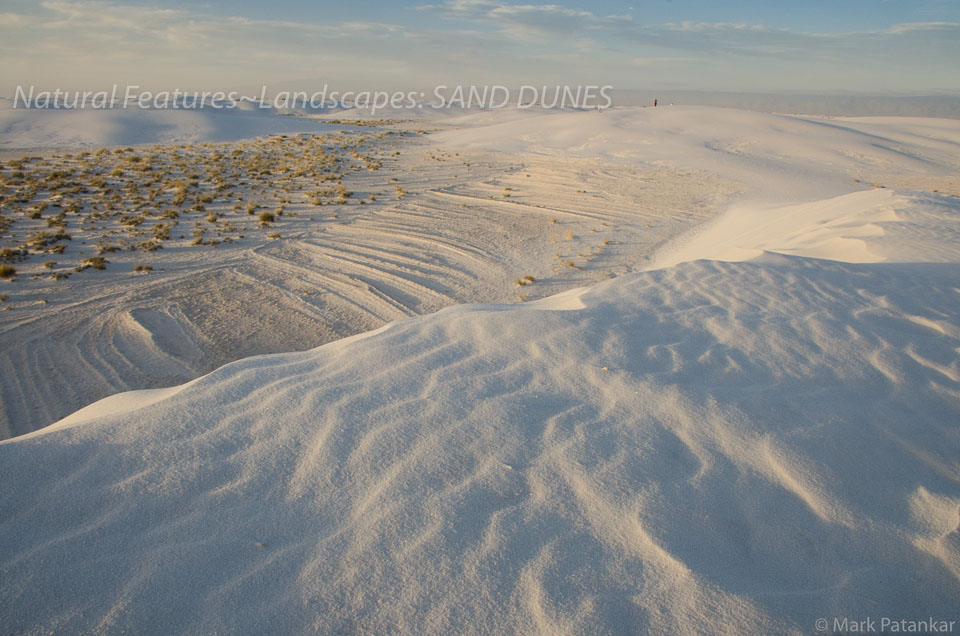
[
  {"left": 76, "top": 257, "right": 108, "bottom": 271},
  {"left": 96, "top": 243, "right": 122, "bottom": 255},
  {"left": 135, "top": 240, "right": 163, "bottom": 252},
  {"left": 1, "top": 247, "right": 26, "bottom": 263}
]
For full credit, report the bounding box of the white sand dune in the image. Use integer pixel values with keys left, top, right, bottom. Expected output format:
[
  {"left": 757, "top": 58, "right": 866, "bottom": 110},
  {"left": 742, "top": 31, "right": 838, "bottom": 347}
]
[
  {"left": 0, "top": 144, "right": 733, "bottom": 438},
  {"left": 1, "top": 107, "right": 959, "bottom": 633},
  {"left": 0, "top": 99, "right": 341, "bottom": 149},
  {"left": 434, "top": 106, "right": 960, "bottom": 205},
  {"left": 653, "top": 188, "right": 960, "bottom": 268}
]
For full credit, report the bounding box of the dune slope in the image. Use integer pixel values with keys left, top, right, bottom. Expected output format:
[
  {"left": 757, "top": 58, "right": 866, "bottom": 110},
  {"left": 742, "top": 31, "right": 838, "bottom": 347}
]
[
  {"left": 2, "top": 199, "right": 960, "bottom": 633},
  {"left": 1, "top": 107, "right": 959, "bottom": 633}
]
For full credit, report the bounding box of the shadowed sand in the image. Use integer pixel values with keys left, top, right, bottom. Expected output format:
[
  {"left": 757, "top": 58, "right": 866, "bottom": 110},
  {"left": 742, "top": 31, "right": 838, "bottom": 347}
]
[{"left": 0, "top": 105, "right": 958, "bottom": 633}]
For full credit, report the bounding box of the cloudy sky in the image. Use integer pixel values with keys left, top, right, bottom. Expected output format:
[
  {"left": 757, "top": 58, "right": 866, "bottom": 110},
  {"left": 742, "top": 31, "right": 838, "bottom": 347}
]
[{"left": 1, "top": 0, "right": 958, "bottom": 95}]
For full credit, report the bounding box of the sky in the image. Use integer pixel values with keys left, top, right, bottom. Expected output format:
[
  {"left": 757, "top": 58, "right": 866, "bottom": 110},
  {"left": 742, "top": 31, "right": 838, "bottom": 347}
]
[{"left": 0, "top": 0, "right": 958, "bottom": 96}]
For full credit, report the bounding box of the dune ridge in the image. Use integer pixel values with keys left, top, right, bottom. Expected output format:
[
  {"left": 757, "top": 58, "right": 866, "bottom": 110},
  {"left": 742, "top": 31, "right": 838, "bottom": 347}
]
[{"left": 1, "top": 106, "right": 959, "bottom": 633}]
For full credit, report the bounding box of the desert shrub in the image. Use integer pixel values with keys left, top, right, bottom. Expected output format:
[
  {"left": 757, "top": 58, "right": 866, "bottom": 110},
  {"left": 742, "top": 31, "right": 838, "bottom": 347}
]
[
  {"left": 153, "top": 223, "right": 172, "bottom": 240},
  {"left": 136, "top": 240, "right": 163, "bottom": 252},
  {"left": 0, "top": 247, "right": 26, "bottom": 262},
  {"left": 47, "top": 212, "right": 67, "bottom": 228},
  {"left": 172, "top": 186, "right": 188, "bottom": 206},
  {"left": 96, "top": 243, "right": 122, "bottom": 254},
  {"left": 259, "top": 211, "right": 275, "bottom": 224},
  {"left": 76, "top": 257, "right": 108, "bottom": 271},
  {"left": 0, "top": 264, "right": 16, "bottom": 278},
  {"left": 27, "top": 230, "right": 71, "bottom": 250}
]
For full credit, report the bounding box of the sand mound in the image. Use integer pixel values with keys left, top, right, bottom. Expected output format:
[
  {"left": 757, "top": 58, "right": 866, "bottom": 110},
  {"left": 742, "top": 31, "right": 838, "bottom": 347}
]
[{"left": 2, "top": 107, "right": 959, "bottom": 633}]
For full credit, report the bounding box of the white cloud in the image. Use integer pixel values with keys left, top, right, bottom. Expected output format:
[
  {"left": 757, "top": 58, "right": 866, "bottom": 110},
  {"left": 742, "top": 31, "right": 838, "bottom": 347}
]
[
  {"left": 0, "top": 0, "right": 956, "bottom": 94},
  {"left": 0, "top": 1, "right": 419, "bottom": 91},
  {"left": 418, "top": 0, "right": 960, "bottom": 66}
]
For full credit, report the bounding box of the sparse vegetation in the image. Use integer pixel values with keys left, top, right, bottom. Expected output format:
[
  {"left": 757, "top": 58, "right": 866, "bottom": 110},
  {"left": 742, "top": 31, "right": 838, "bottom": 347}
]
[
  {"left": 76, "top": 257, "right": 108, "bottom": 271},
  {"left": 0, "top": 130, "right": 405, "bottom": 290}
]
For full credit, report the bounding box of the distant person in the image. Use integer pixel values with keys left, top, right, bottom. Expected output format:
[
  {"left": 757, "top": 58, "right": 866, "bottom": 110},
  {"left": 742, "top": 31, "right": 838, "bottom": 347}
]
[{"left": 654, "top": 99, "right": 658, "bottom": 107}]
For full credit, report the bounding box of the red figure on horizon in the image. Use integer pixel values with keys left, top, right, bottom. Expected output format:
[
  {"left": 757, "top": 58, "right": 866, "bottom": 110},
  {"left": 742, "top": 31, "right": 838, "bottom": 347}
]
[{"left": 654, "top": 99, "right": 658, "bottom": 107}]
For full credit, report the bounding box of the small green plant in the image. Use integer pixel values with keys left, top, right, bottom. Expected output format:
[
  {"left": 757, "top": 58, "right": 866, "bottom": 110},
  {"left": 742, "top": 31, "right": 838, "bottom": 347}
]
[
  {"left": 259, "top": 211, "right": 275, "bottom": 225},
  {"left": 0, "top": 264, "right": 16, "bottom": 278}
]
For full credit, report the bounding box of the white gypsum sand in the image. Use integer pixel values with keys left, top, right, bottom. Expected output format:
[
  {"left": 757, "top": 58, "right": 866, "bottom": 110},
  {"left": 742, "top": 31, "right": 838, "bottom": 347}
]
[
  {"left": 0, "top": 105, "right": 958, "bottom": 633},
  {"left": 0, "top": 109, "right": 739, "bottom": 438}
]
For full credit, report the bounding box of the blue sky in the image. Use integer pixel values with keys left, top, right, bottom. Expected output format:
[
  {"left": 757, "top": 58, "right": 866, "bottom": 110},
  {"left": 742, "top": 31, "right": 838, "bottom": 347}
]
[{"left": 1, "top": 0, "right": 958, "bottom": 95}]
